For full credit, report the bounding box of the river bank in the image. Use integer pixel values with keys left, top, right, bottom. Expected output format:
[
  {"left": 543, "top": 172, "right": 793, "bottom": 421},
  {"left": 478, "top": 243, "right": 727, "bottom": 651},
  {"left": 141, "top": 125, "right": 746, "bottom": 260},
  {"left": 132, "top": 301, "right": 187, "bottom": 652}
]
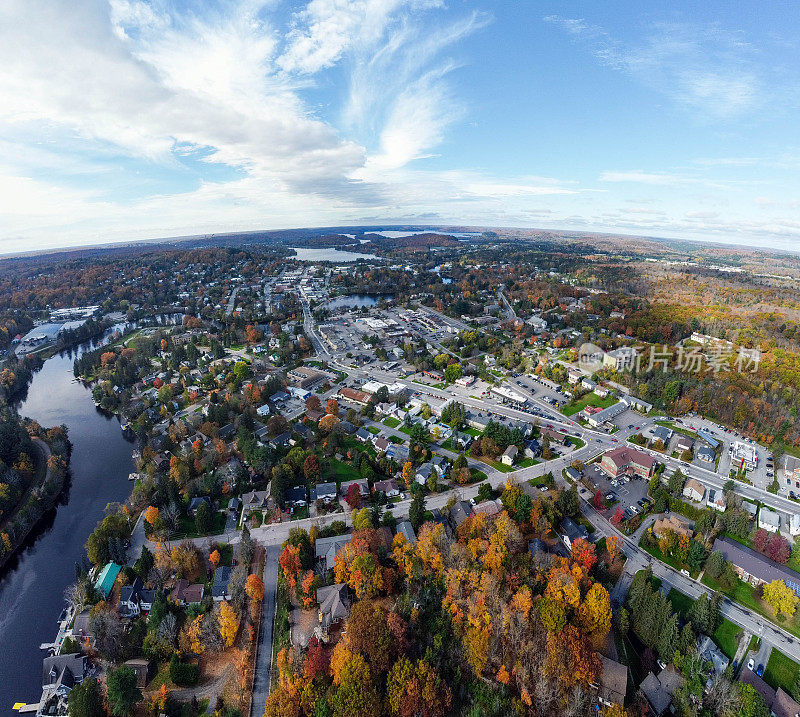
[{"left": 0, "top": 339, "right": 137, "bottom": 714}]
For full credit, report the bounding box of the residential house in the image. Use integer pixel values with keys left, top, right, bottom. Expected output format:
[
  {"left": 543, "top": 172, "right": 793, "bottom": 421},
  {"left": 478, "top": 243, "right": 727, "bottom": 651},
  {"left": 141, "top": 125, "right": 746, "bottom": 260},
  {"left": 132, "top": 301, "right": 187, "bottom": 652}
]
[
  {"left": 415, "top": 463, "right": 434, "bottom": 486},
  {"left": 559, "top": 517, "right": 589, "bottom": 550},
  {"left": 682, "top": 478, "right": 706, "bottom": 503},
  {"left": 501, "top": 445, "right": 518, "bottom": 466},
  {"left": 565, "top": 466, "right": 582, "bottom": 482},
  {"left": 639, "top": 667, "right": 684, "bottom": 715},
  {"left": 581, "top": 377, "right": 597, "bottom": 392},
  {"left": 449, "top": 500, "right": 473, "bottom": 529},
  {"left": 697, "top": 445, "right": 716, "bottom": 463},
  {"left": 374, "top": 436, "right": 390, "bottom": 453},
  {"left": 242, "top": 489, "right": 270, "bottom": 516},
  {"left": 675, "top": 435, "right": 695, "bottom": 454},
  {"left": 452, "top": 431, "right": 473, "bottom": 451},
  {"left": 591, "top": 655, "right": 627, "bottom": 708},
  {"left": 355, "top": 427, "right": 372, "bottom": 442},
  {"left": 712, "top": 537, "right": 800, "bottom": 597},
  {"left": 759, "top": 507, "right": 781, "bottom": 532},
  {"left": 270, "top": 430, "right": 291, "bottom": 448},
  {"left": 386, "top": 443, "right": 409, "bottom": 463},
  {"left": 473, "top": 500, "right": 502, "bottom": 517},
  {"left": 315, "top": 583, "right": 350, "bottom": 643},
  {"left": 170, "top": 579, "right": 204, "bottom": 606},
  {"left": 706, "top": 489, "right": 726, "bottom": 512},
  {"left": 431, "top": 454, "right": 449, "bottom": 477},
  {"left": 540, "top": 427, "right": 568, "bottom": 445},
  {"left": 124, "top": 659, "right": 153, "bottom": 689},
  {"left": 188, "top": 496, "right": 210, "bottom": 516},
  {"left": 396, "top": 520, "right": 417, "bottom": 544},
  {"left": 285, "top": 485, "right": 308, "bottom": 507},
  {"left": 311, "top": 482, "right": 337, "bottom": 503},
  {"left": 118, "top": 578, "right": 156, "bottom": 618},
  {"left": 212, "top": 566, "right": 232, "bottom": 601},
  {"left": 315, "top": 534, "right": 351, "bottom": 571},
  {"left": 41, "top": 653, "right": 87, "bottom": 711},
  {"left": 524, "top": 438, "right": 541, "bottom": 459},
  {"left": 652, "top": 514, "right": 693, "bottom": 540},
  {"left": 373, "top": 479, "right": 400, "bottom": 498},
  {"left": 773, "top": 689, "right": 800, "bottom": 717},
  {"left": 340, "top": 479, "right": 369, "bottom": 499},
  {"left": 740, "top": 669, "right": 776, "bottom": 710},
  {"left": 650, "top": 425, "right": 673, "bottom": 445},
  {"left": 697, "top": 635, "right": 729, "bottom": 674},
  {"left": 603, "top": 347, "right": 638, "bottom": 372}
]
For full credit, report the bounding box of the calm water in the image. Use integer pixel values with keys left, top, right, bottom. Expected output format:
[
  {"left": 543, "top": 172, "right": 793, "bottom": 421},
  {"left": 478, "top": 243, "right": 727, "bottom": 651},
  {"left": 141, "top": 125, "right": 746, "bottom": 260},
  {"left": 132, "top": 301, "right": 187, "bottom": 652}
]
[
  {"left": 0, "top": 343, "right": 135, "bottom": 713},
  {"left": 326, "top": 294, "right": 393, "bottom": 310},
  {"left": 289, "top": 247, "right": 379, "bottom": 262}
]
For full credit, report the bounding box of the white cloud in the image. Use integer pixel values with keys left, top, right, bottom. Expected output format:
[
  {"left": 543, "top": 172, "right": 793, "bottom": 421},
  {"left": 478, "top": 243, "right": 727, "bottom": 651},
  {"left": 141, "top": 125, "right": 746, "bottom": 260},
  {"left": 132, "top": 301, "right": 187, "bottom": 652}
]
[{"left": 545, "top": 16, "right": 761, "bottom": 118}]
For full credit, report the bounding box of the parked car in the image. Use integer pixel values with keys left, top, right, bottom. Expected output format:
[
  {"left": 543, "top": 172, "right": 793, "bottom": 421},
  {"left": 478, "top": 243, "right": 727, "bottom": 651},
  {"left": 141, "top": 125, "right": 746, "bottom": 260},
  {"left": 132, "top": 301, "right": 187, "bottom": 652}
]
[
  {"left": 748, "top": 659, "right": 754, "bottom": 671},
  {"left": 756, "top": 664, "right": 765, "bottom": 677}
]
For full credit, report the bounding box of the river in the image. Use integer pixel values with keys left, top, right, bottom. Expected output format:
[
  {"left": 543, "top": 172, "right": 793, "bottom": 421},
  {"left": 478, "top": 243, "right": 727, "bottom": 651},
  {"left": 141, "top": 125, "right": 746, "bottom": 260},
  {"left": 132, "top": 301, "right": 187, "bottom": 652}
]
[{"left": 0, "top": 338, "right": 136, "bottom": 713}]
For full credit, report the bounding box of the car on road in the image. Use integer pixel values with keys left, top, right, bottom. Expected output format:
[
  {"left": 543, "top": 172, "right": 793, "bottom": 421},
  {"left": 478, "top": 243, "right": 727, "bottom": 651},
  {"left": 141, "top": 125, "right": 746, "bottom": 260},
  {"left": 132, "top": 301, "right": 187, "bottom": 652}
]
[
  {"left": 748, "top": 659, "right": 754, "bottom": 671},
  {"left": 756, "top": 664, "right": 765, "bottom": 677}
]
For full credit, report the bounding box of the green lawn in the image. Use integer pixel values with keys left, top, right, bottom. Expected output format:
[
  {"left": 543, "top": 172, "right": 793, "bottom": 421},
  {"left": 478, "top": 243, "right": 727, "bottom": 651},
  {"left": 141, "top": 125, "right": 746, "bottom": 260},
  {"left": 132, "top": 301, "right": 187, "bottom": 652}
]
[
  {"left": 440, "top": 438, "right": 454, "bottom": 451},
  {"left": 562, "top": 393, "right": 617, "bottom": 417},
  {"left": 518, "top": 458, "right": 540, "bottom": 468},
  {"left": 478, "top": 457, "right": 514, "bottom": 473},
  {"left": 366, "top": 425, "right": 380, "bottom": 434},
  {"left": 655, "top": 420, "right": 699, "bottom": 440},
  {"left": 383, "top": 417, "right": 401, "bottom": 428},
  {"left": 713, "top": 619, "right": 741, "bottom": 660},
  {"left": 765, "top": 649, "right": 800, "bottom": 692},
  {"left": 389, "top": 436, "right": 404, "bottom": 444},
  {"left": 464, "top": 427, "right": 482, "bottom": 437},
  {"left": 326, "top": 458, "right": 362, "bottom": 483},
  {"left": 399, "top": 425, "right": 412, "bottom": 435},
  {"left": 667, "top": 588, "right": 694, "bottom": 617},
  {"left": 172, "top": 512, "right": 226, "bottom": 539},
  {"left": 702, "top": 574, "right": 800, "bottom": 639},
  {"left": 568, "top": 436, "right": 586, "bottom": 449}
]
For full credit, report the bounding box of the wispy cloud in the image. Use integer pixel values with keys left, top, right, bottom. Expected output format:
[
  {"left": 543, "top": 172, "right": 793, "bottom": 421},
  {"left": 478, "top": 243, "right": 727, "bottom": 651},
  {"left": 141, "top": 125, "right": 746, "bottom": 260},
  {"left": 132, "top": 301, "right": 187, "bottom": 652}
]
[{"left": 545, "top": 16, "right": 761, "bottom": 117}]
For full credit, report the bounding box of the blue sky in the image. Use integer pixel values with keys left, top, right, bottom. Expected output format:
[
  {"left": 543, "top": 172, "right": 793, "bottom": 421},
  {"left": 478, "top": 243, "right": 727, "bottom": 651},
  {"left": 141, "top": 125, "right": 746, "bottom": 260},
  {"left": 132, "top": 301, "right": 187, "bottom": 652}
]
[{"left": 2, "top": 0, "right": 800, "bottom": 253}]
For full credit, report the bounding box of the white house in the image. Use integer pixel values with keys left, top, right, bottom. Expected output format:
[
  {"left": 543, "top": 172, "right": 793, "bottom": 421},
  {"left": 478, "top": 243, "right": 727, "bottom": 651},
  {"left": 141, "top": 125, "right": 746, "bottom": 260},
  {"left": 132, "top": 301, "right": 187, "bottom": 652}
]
[
  {"left": 758, "top": 507, "right": 780, "bottom": 532},
  {"left": 682, "top": 478, "right": 706, "bottom": 503},
  {"left": 501, "top": 445, "right": 518, "bottom": 466}
]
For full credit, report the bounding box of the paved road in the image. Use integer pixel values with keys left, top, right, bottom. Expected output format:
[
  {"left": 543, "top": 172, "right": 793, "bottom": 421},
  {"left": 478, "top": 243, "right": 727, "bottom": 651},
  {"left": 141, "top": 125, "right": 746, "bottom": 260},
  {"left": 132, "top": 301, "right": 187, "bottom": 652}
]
[{"left": 250, "top": 545, "right": 281, "bottom": 717}]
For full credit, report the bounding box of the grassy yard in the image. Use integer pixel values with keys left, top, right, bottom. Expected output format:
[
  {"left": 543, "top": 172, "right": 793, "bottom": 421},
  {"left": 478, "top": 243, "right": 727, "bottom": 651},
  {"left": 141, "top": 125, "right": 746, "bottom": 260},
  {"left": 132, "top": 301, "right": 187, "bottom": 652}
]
[
  {"left": 765, "top": 649, "right": 800, "bottom": 692},
  {"left": 383, "top": 417, "right": 401, "bottom": 428},
  {"left": 477, "top": 457, "right": 515, "bottom": 473},
  {"left": 562, "top": 393, "right": 617, "bottom": 417},
  {"left": 656, "top": 420, "right": 699, "bottom": 440},
  {"left": 325, "top": 458, "right": 362, "bottom": 483},
  {"left": 518, "top": 458, "right": 540, "bottom": 468},
  {"left": 702, "top": 573, "right": 800, "bottom": 639},
  {"left": 172, "top": 512, "right": 227, "bottom": 539},
  {"left": 366, "top": 425, "right": 380, "bottom": 434},
  {"left": 568, "top": 436, "right": 586, "bottom": 449},
  {"left": 713, "top": 619, "right": 742, "bottom": 660},
  {"left": 667, "top": 588, "right": 694, "bottom": 617}
]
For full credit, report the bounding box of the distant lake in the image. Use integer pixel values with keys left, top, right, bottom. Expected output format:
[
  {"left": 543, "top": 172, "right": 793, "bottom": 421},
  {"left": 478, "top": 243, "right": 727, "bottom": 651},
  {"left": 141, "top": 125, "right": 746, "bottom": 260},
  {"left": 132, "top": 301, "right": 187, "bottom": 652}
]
[
  {"left": 327, "top": 294, "right": 393, "bottom": 310},
  {"left": 290, "top": 247, "right": 378, "bottom": 262}
]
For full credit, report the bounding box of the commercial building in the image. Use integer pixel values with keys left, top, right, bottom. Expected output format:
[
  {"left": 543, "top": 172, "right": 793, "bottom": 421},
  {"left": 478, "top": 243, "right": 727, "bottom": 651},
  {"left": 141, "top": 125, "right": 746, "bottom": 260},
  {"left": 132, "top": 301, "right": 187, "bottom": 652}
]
[
  {"left": 599, "top": 446, "right": 656, "bottom": 480},
  {"left": 731, "top": 441, "right": 758, "bottom": 470},
  {"left": 602, "top": 347, "right": 638, "bottom": 372}
]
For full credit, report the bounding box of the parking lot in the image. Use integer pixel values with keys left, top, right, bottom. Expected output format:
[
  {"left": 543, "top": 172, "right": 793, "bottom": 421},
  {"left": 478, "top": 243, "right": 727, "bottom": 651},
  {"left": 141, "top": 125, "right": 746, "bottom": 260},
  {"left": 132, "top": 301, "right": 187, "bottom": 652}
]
[{"left": 583, "top": 462, "right": 650, "bottom": 514}]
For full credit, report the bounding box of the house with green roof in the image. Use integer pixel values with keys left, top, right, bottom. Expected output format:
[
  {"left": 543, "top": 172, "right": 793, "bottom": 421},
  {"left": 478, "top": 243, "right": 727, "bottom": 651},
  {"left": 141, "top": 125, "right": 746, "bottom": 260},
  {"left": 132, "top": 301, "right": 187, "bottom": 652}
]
[{"left": 94, "top": 562, "right": 121, "bottom": 598}]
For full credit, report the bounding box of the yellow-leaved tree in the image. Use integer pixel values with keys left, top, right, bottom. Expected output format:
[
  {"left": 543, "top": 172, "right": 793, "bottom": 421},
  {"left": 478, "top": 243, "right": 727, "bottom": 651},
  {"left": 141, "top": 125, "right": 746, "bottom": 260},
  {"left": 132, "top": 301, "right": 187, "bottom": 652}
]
[
  {"left": 219, "top": 601, "right": 239, "bottom": 647},
  {"left": 763, "top": 579, "right": 799, "bottom": 617}
]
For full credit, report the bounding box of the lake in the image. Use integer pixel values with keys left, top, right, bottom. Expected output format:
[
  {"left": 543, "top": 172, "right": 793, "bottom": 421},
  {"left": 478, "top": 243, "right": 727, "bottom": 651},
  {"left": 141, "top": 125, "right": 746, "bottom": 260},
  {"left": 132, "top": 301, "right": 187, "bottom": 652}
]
[
  {"left": 326, "top": 294, "right": 394, "bottom": 310},
  {"left": 289, "top": 247, "right": 379, "bottom": 262}
]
